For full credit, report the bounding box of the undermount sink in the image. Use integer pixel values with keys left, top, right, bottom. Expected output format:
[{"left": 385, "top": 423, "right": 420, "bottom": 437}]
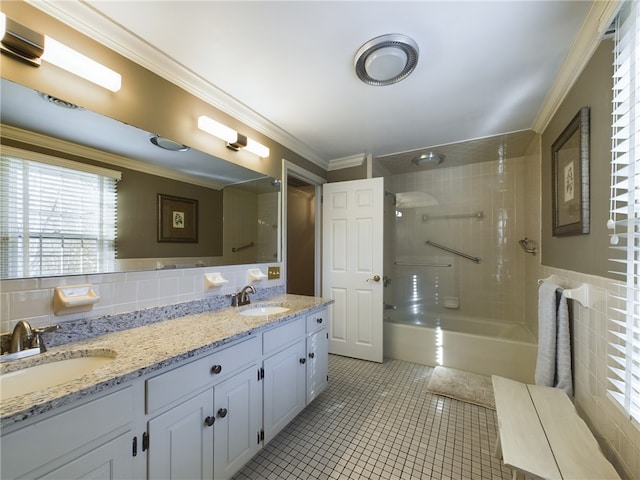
[
  {"left": 239, "top": 305, "right": 290, "bottom": 316},
  {"left": 0, "top": 350, "right": 116, "bottom": 401}
]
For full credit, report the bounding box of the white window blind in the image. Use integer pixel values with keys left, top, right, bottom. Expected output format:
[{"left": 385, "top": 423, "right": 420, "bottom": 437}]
[
  {"left": 608, "top": 0, "right": 640, "bottom": 424},
  {"left": 0, "top": 151, "right": 118, "bottom": 279}
]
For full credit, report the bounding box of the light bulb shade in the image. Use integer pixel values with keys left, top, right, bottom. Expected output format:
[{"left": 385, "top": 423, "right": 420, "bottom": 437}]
[
  {"left": 198, "top": 115, "right": 238, "bottom": 143},
  {"left": 41, "top": 36, "right": 121, "bottom": 92},
  {"left": 245, "top": 138, "right": 270, "bottom": 158}
]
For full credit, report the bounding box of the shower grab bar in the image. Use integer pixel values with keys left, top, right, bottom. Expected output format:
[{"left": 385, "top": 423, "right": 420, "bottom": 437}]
[
  {"left": 422, "top": 211, "right": 484, "bottom": 222},
  {"left": 425, "top": 240, "right": 481, "bottom": 264},
  {"left": 232, "top": 241, "right": 255, "bottom": 253},
  {"left": 394, "top": 261, "right": 452, "bottom": 267}
]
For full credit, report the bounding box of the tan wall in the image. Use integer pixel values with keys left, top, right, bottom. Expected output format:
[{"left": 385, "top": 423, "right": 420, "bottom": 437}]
[
  {"left": 541, "top": 39, "right": 614, "bottom": 277},
  {"left": 327, "top": 163, "right": 368, "bottom": 182},
  {"left": 0, "top": 1, "right": 326, "bottom": 182}
]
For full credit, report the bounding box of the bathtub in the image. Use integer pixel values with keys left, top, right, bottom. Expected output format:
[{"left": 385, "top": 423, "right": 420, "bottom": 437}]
[{"left": 384, "top": 313, "right": 537, "bottom": 383}]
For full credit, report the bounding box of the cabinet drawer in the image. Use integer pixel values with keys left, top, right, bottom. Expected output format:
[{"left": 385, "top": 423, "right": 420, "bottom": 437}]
[
  {"left": 146, "top": 336, "right": 259, "bottom": 413},
  {"left": 306, "top": 308, "right": 328, "bottom": 334},
  {"left": 1, "top": 387, "right": 133, "bottom": 480},
  {"left": 263, "top": 317, "right": 305, "bottom": 356}
]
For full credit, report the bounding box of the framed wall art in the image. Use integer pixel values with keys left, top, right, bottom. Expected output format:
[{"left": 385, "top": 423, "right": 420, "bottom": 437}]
[
  {"left": 158, "top": 194, "right": 198, "bottom": 242},
  {"left": 552, "top": 106, "right": 590, "bottom": 236}
]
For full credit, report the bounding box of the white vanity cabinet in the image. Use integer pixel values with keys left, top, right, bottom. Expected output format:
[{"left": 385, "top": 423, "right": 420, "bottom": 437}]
[
  {"left": 1, "top": 302, "right": 331, "bottom": 480},
  {"left": 262, "top": 317, "right": 307, "bottom": 444},
  {"left": 306, "top": 308, "right": 329, "bottom": 404},
  {"left": 147, "top": 389, "right": 214, "bottom": 479},
  {"left": 262, "top": 307, "right": 329, "bottom": 443},
  {"left": 0, "top": 387, "right": 135, "bottom": 480},
  {"left": 213, "top": 365, "right": 262, "bottom": 479},
  {"left": 144, "top": 335, "right": 261, "bottom": 480}
]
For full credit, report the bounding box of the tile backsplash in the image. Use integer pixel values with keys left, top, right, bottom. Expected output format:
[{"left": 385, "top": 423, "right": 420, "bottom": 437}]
[{"left": 0, "top": 262, "right": 285, "bottom": 335}]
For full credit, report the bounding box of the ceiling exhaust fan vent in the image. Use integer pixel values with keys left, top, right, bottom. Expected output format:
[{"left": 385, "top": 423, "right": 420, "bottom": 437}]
[{"left": 354, "top": 34, "right": 419, "bottom": 86}]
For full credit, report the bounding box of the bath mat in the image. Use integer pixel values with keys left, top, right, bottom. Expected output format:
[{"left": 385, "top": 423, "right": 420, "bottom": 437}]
[{"left": 426, "top": 366, "right": 495, "bottom": 409}]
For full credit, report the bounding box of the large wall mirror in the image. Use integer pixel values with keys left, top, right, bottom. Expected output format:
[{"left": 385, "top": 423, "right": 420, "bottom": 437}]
[{"left": 0, "top": 78, "right": 281, "bottom": 280}]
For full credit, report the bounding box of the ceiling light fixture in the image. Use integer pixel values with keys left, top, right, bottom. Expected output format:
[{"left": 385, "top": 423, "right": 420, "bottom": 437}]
[
  {"left": 412, "top": 152, "right": 445, "bottom": 167},
  {"left": 355, "top": 33, "right": 419, "bottom": 86},
  {"left": 149, "top": 134, "right": 190, "bottom": 152},
  {"left": 197, "top": 115, "right": 270, "bottom": 158},
  {"left": 0, "top": 12, "right": 122, "bottom": 92}
]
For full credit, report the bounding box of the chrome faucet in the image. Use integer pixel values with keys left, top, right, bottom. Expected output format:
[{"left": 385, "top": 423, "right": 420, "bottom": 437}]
[
  {"left": 234, "top": 285, "right": 256, "bottom": 307},
  {"left": 8, "top": 320, "right": 60, "bottom": 354},
  {"left": 9, "top": 320, "right": 33, "bottom": 353}
]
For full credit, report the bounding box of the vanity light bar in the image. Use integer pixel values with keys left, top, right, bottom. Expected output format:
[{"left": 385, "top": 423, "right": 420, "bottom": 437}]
[
  {"left": 0, "top": 12, "right": 121, "bottom": 92},
  {"left": 197, "top": 115, "right": 237, "bottom": 143},
  {"left": 42, "top": 36, "right": 122, "bottom": 92},
  {"left": 197, "top": 115, "right": 270, "bottom": 158}
]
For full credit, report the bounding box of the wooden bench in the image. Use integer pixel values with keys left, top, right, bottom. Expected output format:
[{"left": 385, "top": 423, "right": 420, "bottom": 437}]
[{"left": 491, "top": 375, "right": 620, "bottom": 480}]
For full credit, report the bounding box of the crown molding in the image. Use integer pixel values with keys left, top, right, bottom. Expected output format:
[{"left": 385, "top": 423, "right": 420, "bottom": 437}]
[
  {"left": 532, "top": 0, "right": 621, "bottom": 133},
  {"left": 2, "top": 124, "right": 227, "bottom": 190},
  {"left": 26, "top": 0, "right": 328, "bottom": 170},
  {"left": 327, "top": 153, "right": 366, "bottom": 171}
]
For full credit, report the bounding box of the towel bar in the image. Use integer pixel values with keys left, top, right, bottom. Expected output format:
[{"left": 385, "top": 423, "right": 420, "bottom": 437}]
[{"left": 537, "top": 275, "right": 604, "bottom": 309}]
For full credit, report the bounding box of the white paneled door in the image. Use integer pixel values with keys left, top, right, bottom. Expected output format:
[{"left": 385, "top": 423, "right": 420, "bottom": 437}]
[{"left": 322, "top": 178, "right": 384, "bottom": 363}]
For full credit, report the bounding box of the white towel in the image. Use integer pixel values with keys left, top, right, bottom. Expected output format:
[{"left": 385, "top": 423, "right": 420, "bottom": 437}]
[
  {"left": 535, "top": 282, "right": 559, "bottom": 387},
  {"left": 555, "top": 292, "right": 573, "bottom": 396}
]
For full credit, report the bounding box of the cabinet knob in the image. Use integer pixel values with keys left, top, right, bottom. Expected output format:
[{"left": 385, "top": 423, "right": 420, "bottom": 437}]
[
  {"left": 316, "top": 317, "right": 323, "bottom": 324},
  {"left": 299, "top": 357, "right": 306, "bottom": 364},
  {"left": 211, "top": 364, "right": 222, "bottom": 375},
  {"left": 204, "top": 416, "right": 215, "bottom": 427},
  {"left": 308, "top": 352, "right": 315, "bottom": 359},
  {"left": 217, "top": 408, "right": 228, "bottom": 418}
]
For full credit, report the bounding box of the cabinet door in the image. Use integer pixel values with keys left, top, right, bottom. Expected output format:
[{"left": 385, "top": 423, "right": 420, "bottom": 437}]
[
  {"left": 307, "top": 328, "right": 329, "bottom": 403},
  {"left": 263, "top": 339, "right": 306, "bottom": 443},
  {"left": 147, "top": 389, "right": 214, "bottom": 480},
  {"left": 213, "top": 366, "right": 262, "bottom": 480},
  {"left": 34, "top": 432, "right": 133, "bottom": 480}
]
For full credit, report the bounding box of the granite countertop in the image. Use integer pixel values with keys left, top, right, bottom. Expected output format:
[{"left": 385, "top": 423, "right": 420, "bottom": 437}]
[{"left": 0, "top": 294, "right": 332, "bottom": 429}]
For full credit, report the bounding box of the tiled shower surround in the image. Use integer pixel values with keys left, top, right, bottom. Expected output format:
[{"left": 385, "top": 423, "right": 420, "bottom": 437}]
[{"left": 390, "top": 156, "right": 527, "bottom": 324}]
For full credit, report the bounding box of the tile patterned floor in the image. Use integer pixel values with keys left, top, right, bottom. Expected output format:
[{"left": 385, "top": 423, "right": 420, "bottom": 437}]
[{"left": 233, "top": 355, "right": 513, "bottom": 480}]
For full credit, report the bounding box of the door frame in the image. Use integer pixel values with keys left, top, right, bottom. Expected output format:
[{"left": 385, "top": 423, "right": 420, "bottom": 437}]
[{"left": 282, "top": 160, "right": 326, "bottom": 297}]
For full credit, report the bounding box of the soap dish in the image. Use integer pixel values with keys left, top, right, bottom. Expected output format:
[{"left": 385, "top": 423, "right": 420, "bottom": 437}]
[
  {"left": 205, "top": 272, "right": 229, "bottom": 290},
  {"left": 248, "top": 268, "right": 267, "bottom": 282},
  {"left": 53, "top": 284, "right": 100, "bottom": 316}
]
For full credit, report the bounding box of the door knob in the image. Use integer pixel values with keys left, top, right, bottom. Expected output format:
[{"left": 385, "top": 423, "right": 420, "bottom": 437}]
[{"left": 369, "top": 275, "right": 381, "bottom": 282}]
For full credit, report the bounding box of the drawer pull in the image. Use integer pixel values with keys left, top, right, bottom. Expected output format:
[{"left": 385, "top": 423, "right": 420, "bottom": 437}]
[
  {"left": 204, "top": 416, "right": 215, "bottom": 427},
  {"left": 299, "top": 357, "right": 306, "bottom": 365},
  {"left": 211, "top": 364, "right": 222, "bottom": 375},
  {"left": 217, "top": 408, "right": 228, "bottom": 418},
  {"left": 316, "top": 318, "right": 323, "bottom": 324},
  {"left": 308, "top": 352, "right": 315, "bottom": 359}
]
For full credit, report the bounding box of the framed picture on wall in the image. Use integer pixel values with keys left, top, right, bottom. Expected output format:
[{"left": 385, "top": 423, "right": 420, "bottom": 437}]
[
  {"left": 552, "top": 106, "right": 590, "bottom": 236},
  {"left": 158, "top": 194, "right": 198, "bottom": 242}
]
